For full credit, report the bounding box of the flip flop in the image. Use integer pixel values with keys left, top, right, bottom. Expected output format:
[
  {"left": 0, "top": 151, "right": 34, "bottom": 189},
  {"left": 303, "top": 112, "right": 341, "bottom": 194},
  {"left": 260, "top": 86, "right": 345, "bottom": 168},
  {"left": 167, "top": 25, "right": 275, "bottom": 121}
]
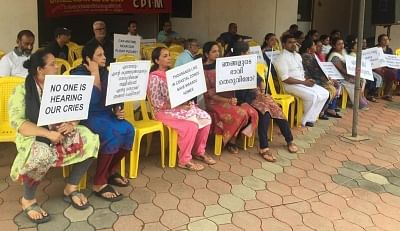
[
  {"left": 94, "top": 185, "right": 123, "bottom": 202},
  {"left": 287, "top": 143, "right": 299, "bottom": 153},
  {"left": 193, "top": 154, "right": 216, "bottom": 165},
  {"left": 108, "top": 172, "right": 130, "bottom": 187},
  {"left": 259, "top": 149, "right": 276, "bottom": 162},
  {"left": 63, "top": 191, "right": 90, "bottom": 210},
  {"left": 178, "top": 162, "right": 205, "bottom": 171},
  {"left": 23, "top": 202, "right": 51, "bottom": 224}
]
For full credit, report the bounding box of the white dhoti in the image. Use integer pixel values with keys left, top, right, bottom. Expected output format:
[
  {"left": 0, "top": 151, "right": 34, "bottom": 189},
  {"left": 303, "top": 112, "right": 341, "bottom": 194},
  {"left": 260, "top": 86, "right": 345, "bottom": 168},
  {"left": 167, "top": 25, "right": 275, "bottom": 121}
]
[{"left": 283, "top": 83, "right": 329, "bottom": 125}]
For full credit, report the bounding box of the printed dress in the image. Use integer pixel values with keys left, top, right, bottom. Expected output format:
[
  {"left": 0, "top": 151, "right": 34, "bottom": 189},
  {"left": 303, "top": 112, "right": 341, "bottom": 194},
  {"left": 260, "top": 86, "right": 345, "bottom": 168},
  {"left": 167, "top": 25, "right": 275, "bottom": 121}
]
[
  {"left": 203, "top": 64, "right": 258, "bottom": 145},
  {"left": 71, "top": 65, "right": 135, "bottom": 155},
  {"left": 8, "top": 84, "right": 99, "bottom": 185}
]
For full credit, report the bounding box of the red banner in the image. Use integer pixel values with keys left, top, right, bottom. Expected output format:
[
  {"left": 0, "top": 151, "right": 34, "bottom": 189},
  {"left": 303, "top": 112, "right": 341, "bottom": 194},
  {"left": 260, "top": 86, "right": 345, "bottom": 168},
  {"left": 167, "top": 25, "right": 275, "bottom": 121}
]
[{"left": 45, "top": 0, "right": 172, "bottom": 18}]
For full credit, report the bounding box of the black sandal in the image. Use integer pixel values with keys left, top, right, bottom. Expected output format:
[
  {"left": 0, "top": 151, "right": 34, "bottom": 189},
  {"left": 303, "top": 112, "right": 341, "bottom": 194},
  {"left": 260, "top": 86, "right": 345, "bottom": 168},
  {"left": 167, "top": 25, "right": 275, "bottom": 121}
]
[
  {"left": 63, "top": 191, "right": 90, "bottom": 210},
  {"left": 226, "top": 143, "right": 239, "bottom": 154},
  {"left": 326, "top": 111, "right": 342, "bottom": 118},
  {"left": 94, "top": 185, "right": 123, "bottom": 202},
  {"left": 23, "top": 202, "right": 51, "bottom": 224},
  {"left": 108, "top": 173, "right": 130, "bottom": 187}
]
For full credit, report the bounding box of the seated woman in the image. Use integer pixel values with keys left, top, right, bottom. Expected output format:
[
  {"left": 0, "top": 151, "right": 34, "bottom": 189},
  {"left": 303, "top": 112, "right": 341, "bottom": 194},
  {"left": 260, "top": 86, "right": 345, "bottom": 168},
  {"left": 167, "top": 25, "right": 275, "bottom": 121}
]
[
  {"left": 9, "top": 50, "right": 99, "bottom": 224},
  {"left": 203, "top": 41, "right": 258, "bottom": 154},
  {"left": 147, "top": 47, "right": 216, "bottom": 171},
  {"left": 300, "top": 39, "right": 342, "bottom": 118},
  {"left": 71, "top": 42, "right": 134, "bottom": 201},
  {"left": 261, "top": 33, "right": 281, "bottom": 93},
  {"left": 375, "top": 34, "right": 397, "bottom": 101},
  {"left": 327, "top": 37, "right": 369, "bottom": 110},
  {"left": 233, "top": 41, "right": 298, "bottom": 161}
]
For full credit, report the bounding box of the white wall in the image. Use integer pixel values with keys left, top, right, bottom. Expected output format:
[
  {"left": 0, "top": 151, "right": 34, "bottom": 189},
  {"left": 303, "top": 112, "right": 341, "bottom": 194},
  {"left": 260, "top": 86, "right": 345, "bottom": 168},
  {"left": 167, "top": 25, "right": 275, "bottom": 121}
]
[
  {"left": 0, "top": 1, "right": 38, "bottom": 52},
  {"left": 376, "top": 25, "right": 400, "bottom": 50},
  {"left": 171, "top": 0, "right": 298, "bottom": 45}
]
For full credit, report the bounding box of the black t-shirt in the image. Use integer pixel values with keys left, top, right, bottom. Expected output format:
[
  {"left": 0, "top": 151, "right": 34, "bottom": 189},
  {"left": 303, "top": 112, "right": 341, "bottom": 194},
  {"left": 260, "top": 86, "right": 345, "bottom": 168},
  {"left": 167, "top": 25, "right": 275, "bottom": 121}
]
[{"left": 46, "top": 41, "right": 69, "bottom": 60}]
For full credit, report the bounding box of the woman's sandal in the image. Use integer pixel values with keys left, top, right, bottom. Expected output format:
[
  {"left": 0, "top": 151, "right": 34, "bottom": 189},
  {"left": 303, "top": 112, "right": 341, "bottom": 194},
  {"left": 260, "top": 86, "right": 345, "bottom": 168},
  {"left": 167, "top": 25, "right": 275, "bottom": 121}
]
[
  {"left": 226, "top": 143, "right": 239, "bottom": 154},
  {"left": 94, "top": 185, "right": 123, "bottom": 202},
  {"left": 178, "top": 161, "right": 205, "bottom": 171},
  {"left": 23, "top": 202, "right": 51, "bottom": 224},
  {"left": 259, "top": 148, "right": 276, "bottom": 162},
  {"left": 108, "top": 172, "right": 130, "bottom": 187},
  {"left": 63, "top": 191, "right": 90, "bottom": 210},
  {"left": 287, "top": 143, "right": 299, "bottom": 153},
  {"left": 193, "top": 154, "right": 217, "bottom": 165}
]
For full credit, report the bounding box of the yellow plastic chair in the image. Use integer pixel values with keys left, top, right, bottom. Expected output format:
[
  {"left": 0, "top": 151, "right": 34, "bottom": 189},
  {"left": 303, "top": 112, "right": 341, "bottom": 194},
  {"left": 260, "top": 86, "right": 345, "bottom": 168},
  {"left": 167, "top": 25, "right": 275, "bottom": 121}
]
[
  {"left": 72, "top": 58, "right": 82, "bottom": 68},
  {"left": 257, "top": 64, "right": 296, "bottom": 128},
  {"left": 143, "top": 46, "right": 155, "bottom": 60},
  {"left": 395, "top": 48, "right": 400, "bottom": 56},
  {"left": 168, "top": 45, "right": 184, "bottom": 53},
  {"left": 341, "top": 87, "right": 349, "bottom": 110},
  {"left": 55, "top": 58, "right": 71, "bottom": 75},
  {"left": 120, "top": 100, "right": 165, "bottom": 178},
  {"left": 116, "top": 54, "right": 137, "bottom": 62},
  {"left": 0, "top": 50, "right": 5, "bottom": 59},
  {"left": 247, "top": 39, "right": 259, "bottom": 47},
  {"left": 68, "top": 45, "right": 83, "bottom": 65},
  {"left": 170, "top": 51, "right": 180, "bottom": 67},
  {"left": 0, "top": 76, "right": 25, "bottom": 142}
]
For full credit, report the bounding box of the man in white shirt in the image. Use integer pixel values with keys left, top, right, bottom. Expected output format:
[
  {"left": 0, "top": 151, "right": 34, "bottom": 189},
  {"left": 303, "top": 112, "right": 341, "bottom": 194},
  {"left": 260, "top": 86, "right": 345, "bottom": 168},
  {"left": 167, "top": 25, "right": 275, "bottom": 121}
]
[
  {"left": 274, "top": 33, "right": 329, "bottom": 127},
  {"left": 0, "top": 30, "right": 35, "bottom": 77},
  {"left": 127, "top": 20, "right": 143, "bottom": 39}
]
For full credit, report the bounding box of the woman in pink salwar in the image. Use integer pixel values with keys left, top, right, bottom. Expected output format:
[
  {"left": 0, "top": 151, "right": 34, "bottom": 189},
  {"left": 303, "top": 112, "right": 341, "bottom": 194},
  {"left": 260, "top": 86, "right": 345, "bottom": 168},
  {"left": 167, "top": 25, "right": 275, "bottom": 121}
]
[{"left": 147, "top": 47, "right": 216, "bottom": 171}]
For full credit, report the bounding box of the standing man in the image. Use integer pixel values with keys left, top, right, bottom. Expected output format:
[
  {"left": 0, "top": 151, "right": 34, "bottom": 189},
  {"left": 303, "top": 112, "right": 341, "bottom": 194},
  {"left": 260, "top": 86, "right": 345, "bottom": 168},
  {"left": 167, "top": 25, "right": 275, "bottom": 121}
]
[
  {"left": 217, "top": 23, "right": 251, "bottom": 56},
  {"left": 86, "top": 21, "right": 114, "bottom": 65},
  {"left": 274, "top": 33, "right": 329, "bottom": 127},
  {"left": 127, "top": 20, "right": 142, "bottom": 39},
  {"left": 0, "top": 30, "right": 35, "bottom": 77},
  {"left": 46, "top": 27, "right": 71, "bottom": 61}
]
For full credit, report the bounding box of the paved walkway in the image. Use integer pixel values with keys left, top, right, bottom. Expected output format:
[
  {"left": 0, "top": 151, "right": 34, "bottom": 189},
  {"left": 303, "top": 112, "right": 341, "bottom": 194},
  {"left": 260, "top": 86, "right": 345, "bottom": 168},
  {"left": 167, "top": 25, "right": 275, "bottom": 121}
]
[{"left": 1, "top": 99, "right": 400, "bottom": 231}]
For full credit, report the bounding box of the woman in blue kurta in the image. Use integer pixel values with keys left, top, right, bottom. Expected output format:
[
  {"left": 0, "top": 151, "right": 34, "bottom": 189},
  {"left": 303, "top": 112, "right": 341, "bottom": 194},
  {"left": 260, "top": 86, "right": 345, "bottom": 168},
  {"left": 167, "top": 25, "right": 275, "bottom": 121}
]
[{"left": 71, "top": 42, "right": 134, "bottom": 201}]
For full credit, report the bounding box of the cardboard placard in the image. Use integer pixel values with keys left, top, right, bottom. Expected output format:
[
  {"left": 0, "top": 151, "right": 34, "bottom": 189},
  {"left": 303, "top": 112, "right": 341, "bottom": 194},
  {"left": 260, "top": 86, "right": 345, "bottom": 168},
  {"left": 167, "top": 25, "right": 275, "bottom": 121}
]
[
  {"left": 114, "top": 34, "right": 141, "bottom": 58},
  {"left": 166, "top": 58, "right": 207, "bottom": 108},
  {"left": 216, "top": 54, "right": 257, "bottom": 92},
  {"left": 37, "top": 75, "right": 94, "bottom": 126},
  {"left": 106, "top": 61, "right": 151, "bottom": 106},
  {"left": 345, "top": 55, "right": 374, "bottom": 81}
]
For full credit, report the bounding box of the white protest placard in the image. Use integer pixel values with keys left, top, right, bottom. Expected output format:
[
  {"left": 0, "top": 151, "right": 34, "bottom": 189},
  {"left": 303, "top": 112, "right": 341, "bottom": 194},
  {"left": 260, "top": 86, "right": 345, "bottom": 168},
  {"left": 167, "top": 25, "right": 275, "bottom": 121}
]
[
  {"left": 362, "top": 47, "right": 386, "bottom": 69},
  {"left": 37, "top": 75, "right": 94, "bottom": 126},
  {"left": 114, "top": 34, "right": 141, "bottom": 58},
  {"left": 264, "top": 50, "right": 281, "bottom": 61},
  {"left": 315, "top": 54, "right": 344, "bottom": 80},
  {"left": 384, "top": 54, "right": 400, "bottom": 69},
  {"left": 141, "top": 38, "right": 157, "bottom": 45},
  {"left": 166, "top": 58, "right": 207, "bottom": 108},
  {"left": 249, "top": 46, "right": 266, "bottom": 64},
  {"left": 105, "top": 61, "right": 151, "bottom": 106},
  {"left": 345, "top": 55, "right": 374, "bottom": 80},
  {"left": 216, "top": 54, "right": 257, "bottom": 93}
]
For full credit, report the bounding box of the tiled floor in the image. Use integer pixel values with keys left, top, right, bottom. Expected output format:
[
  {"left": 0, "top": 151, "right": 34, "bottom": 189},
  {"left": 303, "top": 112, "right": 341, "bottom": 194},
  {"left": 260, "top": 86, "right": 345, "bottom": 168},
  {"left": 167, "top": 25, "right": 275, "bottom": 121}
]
[{"left": 1, "top": 99, "right": 400, "bottom": 230}]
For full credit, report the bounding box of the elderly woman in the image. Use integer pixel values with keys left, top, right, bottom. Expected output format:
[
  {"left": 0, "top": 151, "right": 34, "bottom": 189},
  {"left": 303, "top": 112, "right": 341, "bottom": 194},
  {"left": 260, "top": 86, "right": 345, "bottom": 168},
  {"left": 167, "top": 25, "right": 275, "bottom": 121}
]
[
  {"left": 233, "top": 41, "right": 298, "bottom": 161},
  {"left": 300, "top": 39, "right": 341, "bottom": 118},
  {"left": 147, "top": 47, "right": 216, "bottom": 171},
  {"left": 71, "top": 42, "right": 135, "bottom": 201},
  {"left": 9, "top": 49, "right": 99, "bottom": 223},
  {"left": 202, "top": 41, "right": 258, "bottom": 154}
]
